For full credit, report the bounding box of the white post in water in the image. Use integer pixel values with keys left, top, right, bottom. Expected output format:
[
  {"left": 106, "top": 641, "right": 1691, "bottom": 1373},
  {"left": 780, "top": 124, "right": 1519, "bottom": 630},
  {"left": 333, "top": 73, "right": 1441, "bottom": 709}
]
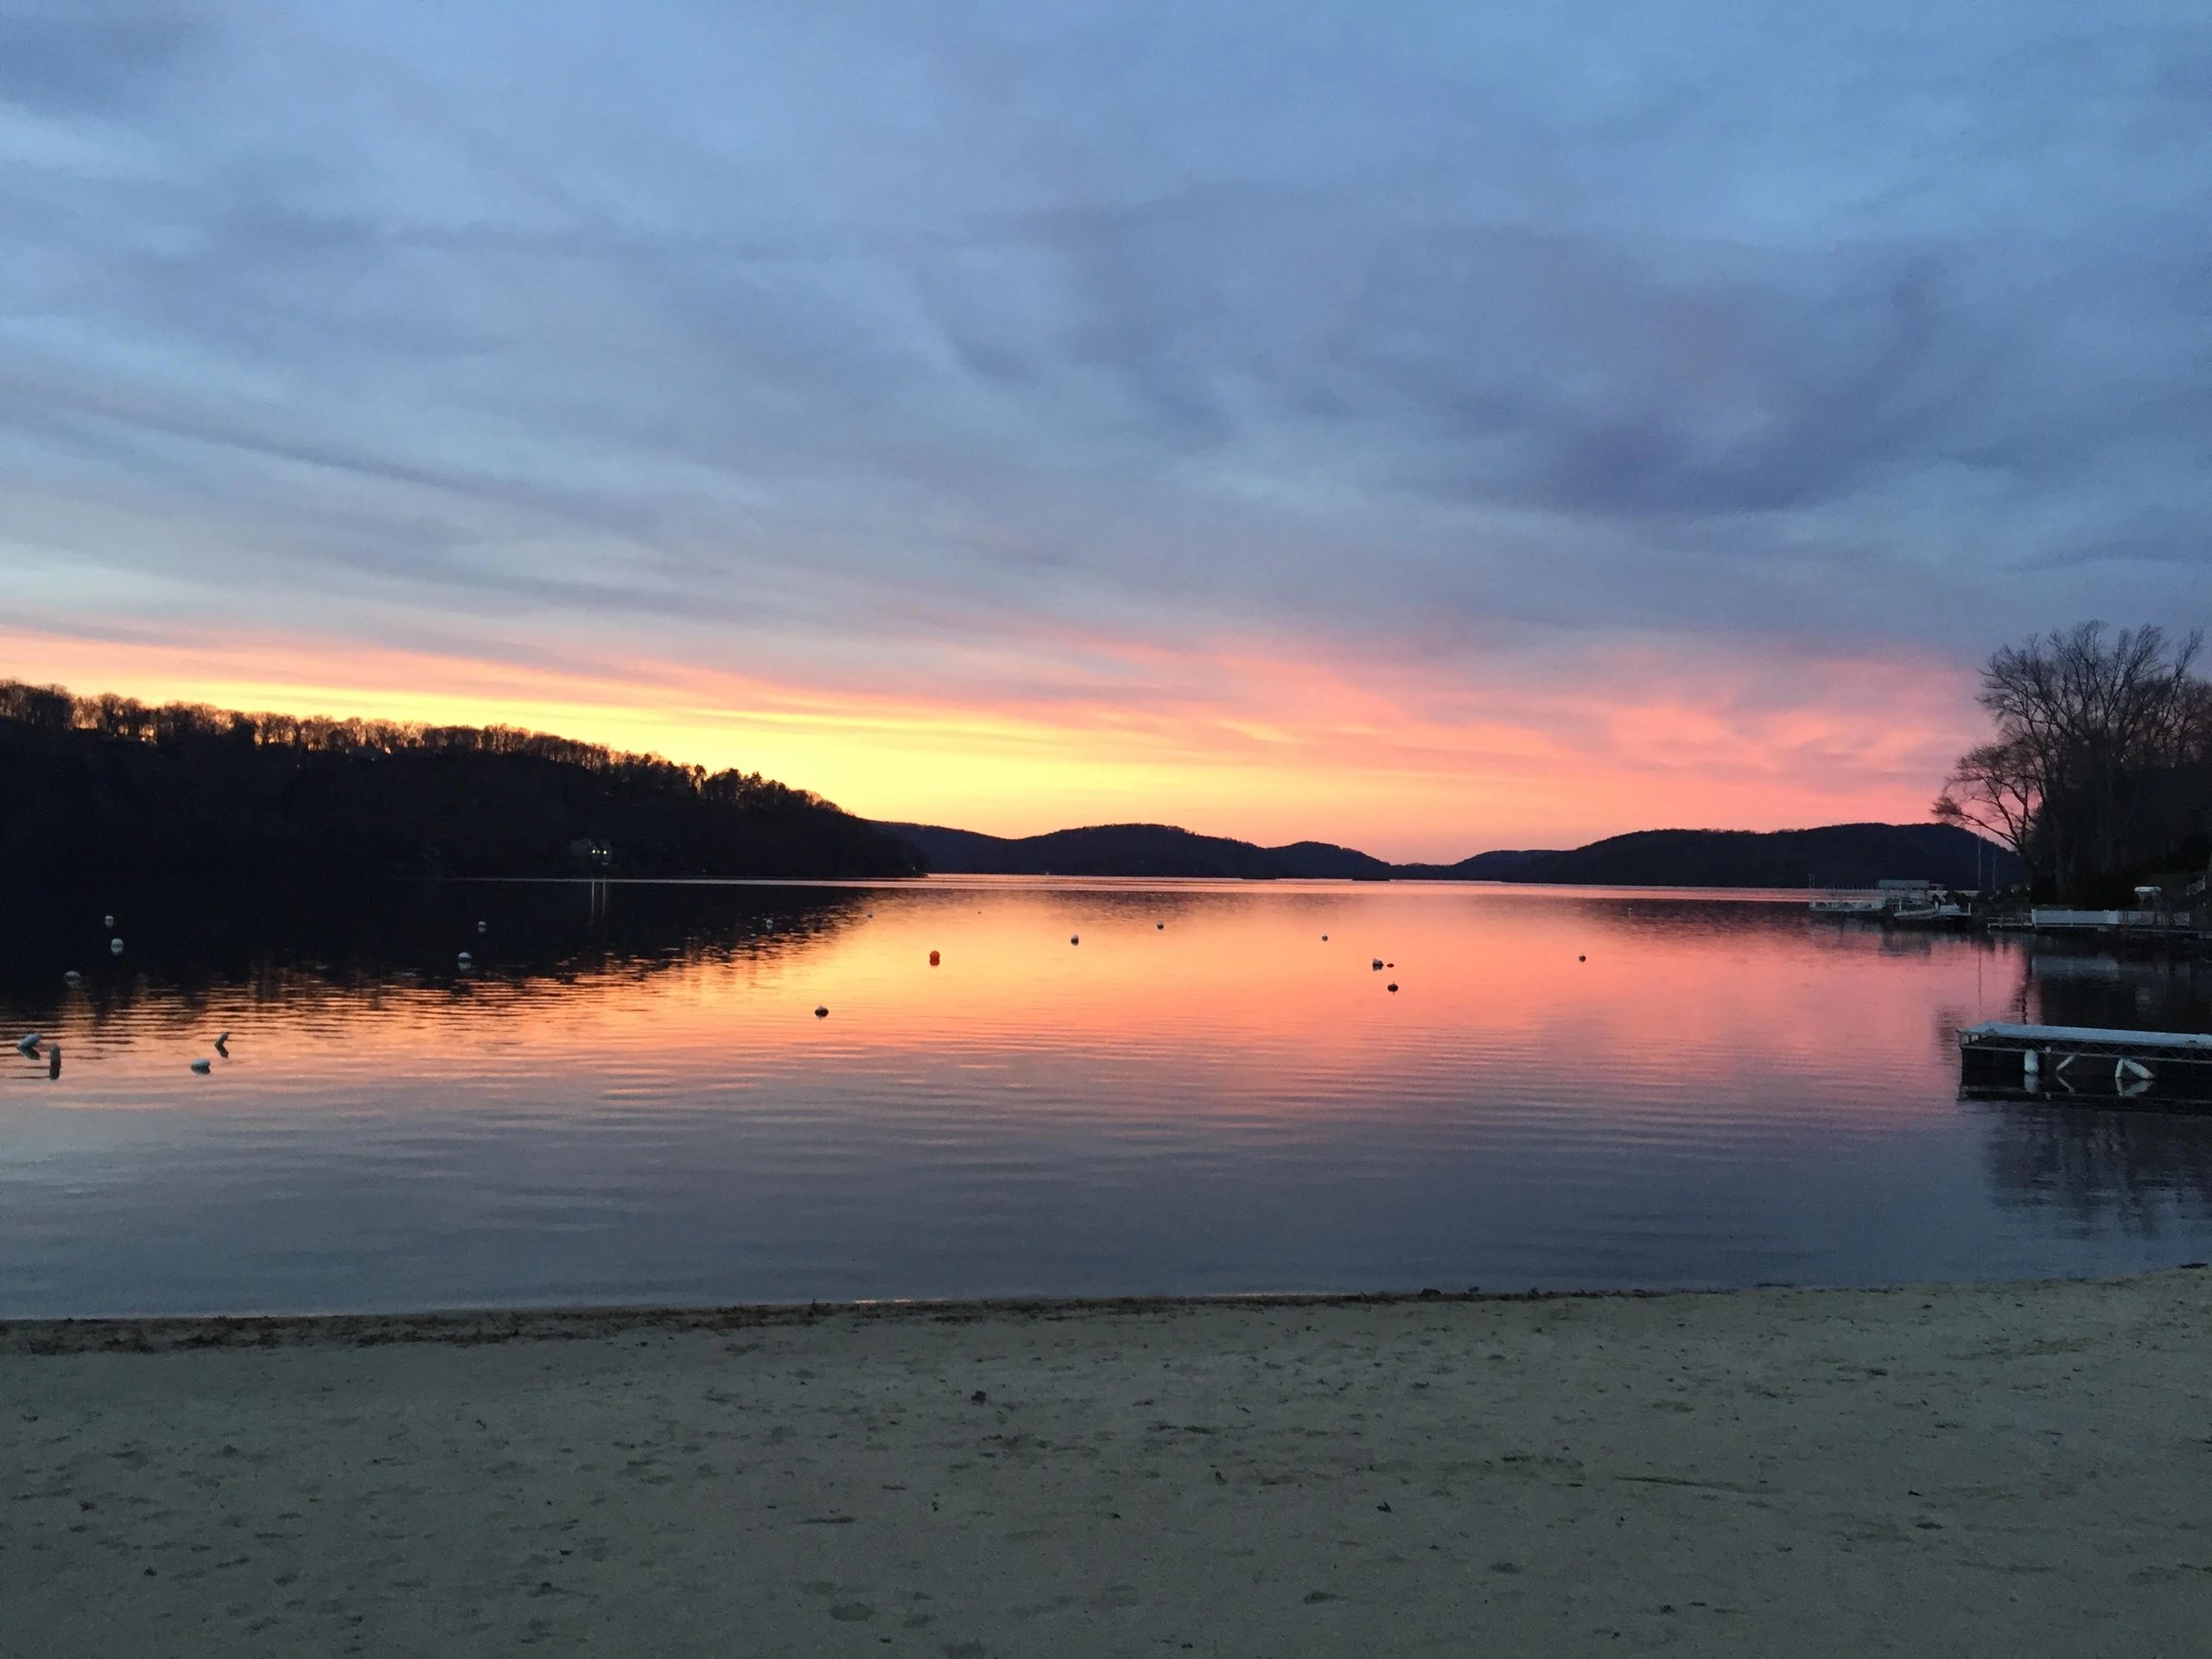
[{"left": 2022, "top": 1049, "right": 2040, "bottom": 1087}]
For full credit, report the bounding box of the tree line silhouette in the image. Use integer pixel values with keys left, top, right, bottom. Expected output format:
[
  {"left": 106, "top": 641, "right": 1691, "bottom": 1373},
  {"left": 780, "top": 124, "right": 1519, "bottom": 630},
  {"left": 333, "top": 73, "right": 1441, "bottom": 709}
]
[
  {"left": 0, "top": 678, "right": 921, "bottom": 882},
  {"left": 1936, "top": 624, "right": 2212, "bottom": 903}
]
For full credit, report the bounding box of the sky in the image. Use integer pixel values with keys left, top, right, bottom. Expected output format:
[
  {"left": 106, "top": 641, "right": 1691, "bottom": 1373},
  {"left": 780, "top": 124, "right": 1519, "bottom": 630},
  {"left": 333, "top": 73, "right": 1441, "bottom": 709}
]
[{"left": 3, "top": 2, "right": 2209, "bottom": 860}]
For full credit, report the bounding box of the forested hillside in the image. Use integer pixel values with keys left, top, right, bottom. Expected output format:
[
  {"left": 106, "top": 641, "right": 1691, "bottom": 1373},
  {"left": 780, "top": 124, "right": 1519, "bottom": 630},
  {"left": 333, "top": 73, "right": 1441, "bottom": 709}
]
[{"left": 0, "top": 680, "right": 920, "bottom": 881}]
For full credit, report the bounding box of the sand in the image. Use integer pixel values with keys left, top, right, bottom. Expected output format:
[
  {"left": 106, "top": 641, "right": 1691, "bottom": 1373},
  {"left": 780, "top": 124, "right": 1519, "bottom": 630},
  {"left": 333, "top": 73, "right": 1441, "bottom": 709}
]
[{"left": 4, "top": 1274, "right": 2211, "bottom": 1656}]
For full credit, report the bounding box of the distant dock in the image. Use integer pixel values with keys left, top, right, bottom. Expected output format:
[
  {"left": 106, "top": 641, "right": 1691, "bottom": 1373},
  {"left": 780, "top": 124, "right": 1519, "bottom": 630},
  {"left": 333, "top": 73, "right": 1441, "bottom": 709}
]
[
  {"left": 1958, "top": 1021, "right": 2212, "bottom": 1105},
  {"left": 1812, "top": 888, "right": 2205, "bottom": 945},
  {"left": 1808, "top": 879, "right": 1955, "bottom": 919},
  {"left": 1990, "top": 906, "right": 2201, "bottom": 938}
]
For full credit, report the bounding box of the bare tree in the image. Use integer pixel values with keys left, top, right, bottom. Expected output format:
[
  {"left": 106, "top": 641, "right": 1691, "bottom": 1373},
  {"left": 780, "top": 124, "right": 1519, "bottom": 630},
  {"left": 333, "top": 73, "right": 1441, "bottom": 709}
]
[
  {"left": 1941, "top": 623, "right": 2208, "bottom": 899},
  {"left": 1933, "top": 737, "right": 2038, "bottom": 880}
]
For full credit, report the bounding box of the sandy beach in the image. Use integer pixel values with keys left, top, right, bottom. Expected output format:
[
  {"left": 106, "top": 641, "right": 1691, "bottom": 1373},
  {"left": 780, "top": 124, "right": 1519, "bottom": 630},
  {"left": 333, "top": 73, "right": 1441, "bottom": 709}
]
[{"left": 5, "top": 1273, "right": 2210, "bottom": 1656}]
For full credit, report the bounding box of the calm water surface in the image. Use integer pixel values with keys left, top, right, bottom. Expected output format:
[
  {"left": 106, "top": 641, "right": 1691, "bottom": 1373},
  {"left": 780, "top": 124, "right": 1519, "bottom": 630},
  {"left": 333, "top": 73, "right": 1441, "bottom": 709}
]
[{"left": 4, "top": 878, "right": 2210, "bottom": 1316}]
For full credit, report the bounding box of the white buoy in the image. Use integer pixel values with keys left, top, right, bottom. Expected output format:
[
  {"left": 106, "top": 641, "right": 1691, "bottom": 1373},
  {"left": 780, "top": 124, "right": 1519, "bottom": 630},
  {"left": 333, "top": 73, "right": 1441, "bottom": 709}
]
[
  {"left": 103, "top": 914, "right": 115, "bottom": 929},
  {"left": 15, "top": 1033, "right": 40, "bottom": 1055},
  {"left": 476, "top": 920, "right": 487, "bottom": 934},
  {"left": 189, "top": 1058, "right": 212, "bottom": 1074},
  {"left": 457, "top": 950, "right": 474, "bottom": 967},
  {"left": 109, "top": 938, "right": 124, "bottom": 956},
  {"left": 64, "top": 969, "right": 83, "bottom": 986}
]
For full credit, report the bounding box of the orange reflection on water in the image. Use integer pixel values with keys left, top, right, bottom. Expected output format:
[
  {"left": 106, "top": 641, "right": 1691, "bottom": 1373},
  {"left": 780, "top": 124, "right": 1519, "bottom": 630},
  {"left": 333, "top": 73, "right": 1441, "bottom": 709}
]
[
  {"left": 19, "top": 880, "right": 2006, "bottom": 1135},
  {"left": 12, "top": 878, "right": 2209, "bottom": 1317}
]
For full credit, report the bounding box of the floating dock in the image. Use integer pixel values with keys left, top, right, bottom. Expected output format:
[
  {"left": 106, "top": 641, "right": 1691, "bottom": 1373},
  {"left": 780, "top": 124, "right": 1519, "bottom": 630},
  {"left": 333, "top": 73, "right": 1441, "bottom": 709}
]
[{"left": 1958, "top": 1021, "right": 2212, "bottom": 1105}]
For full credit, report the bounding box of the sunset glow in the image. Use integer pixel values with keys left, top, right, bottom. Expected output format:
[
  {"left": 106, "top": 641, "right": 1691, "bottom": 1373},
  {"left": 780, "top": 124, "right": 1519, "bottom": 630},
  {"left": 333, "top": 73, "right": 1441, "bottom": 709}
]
[
  {"left": 7, "top": 4, "right": 2206, "bottom": 856},
  {"left": 0, "top": 623, "right": 1975, "bottom": 858},
  {"left": 29, "top": 879, "right": 1987, "bottom": 1129}
]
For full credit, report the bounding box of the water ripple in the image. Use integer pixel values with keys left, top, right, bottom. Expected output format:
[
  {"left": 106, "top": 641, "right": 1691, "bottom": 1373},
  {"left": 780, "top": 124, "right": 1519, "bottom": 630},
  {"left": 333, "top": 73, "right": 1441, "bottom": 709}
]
[{"left": 3, "top": 877, "right": 2210, "bottom": 1314}]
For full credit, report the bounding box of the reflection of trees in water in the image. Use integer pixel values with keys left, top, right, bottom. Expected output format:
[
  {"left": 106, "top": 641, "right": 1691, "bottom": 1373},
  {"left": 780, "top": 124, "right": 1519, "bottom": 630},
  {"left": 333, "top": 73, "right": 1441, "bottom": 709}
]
[
  {"left": 1973, "top": 946, "right": 2212, "bottom": 1238},
  {"left": 2026, "top": 950, "right": 2212, "bottom": 1033},
  {"left": 2, "top": 880, "right": 875, "bottom": 1029},
  {"left": 1980, "top": 1102, "right": 2212, "bottom": 1233},
  {"left": 1598, "top": 899, "right": 1859, "bottom": 943},
  {"left": 1975, "top": 950, "right": 2212, "bottom": 1231}
]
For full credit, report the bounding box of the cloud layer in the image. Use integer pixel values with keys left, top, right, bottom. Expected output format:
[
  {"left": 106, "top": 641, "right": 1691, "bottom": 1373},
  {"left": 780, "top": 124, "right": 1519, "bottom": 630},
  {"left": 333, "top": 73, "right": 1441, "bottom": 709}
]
[{"left": 3, "top": 2, "right": 2207, "bottom": 855}]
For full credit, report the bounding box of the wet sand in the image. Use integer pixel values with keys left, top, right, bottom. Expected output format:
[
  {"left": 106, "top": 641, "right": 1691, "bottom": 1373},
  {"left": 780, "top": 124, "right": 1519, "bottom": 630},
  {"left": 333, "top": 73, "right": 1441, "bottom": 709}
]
[{"left": 5, "top": 1273, "right": 2210, "bottom": 1656}]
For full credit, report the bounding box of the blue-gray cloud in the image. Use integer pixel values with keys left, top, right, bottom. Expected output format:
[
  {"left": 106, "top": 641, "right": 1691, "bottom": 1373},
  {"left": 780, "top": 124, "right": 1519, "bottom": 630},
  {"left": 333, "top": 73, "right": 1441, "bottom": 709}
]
[
  {"left": 0, "top": 2, "right": 194, "bottom": 113},
  {"left": 2, "top": 0, "right": 2208, "bottom": 693}
]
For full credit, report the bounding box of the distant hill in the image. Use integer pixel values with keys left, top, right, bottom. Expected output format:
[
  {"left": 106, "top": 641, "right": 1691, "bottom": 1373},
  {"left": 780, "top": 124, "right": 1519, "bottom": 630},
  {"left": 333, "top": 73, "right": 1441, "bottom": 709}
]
[
  {"left": 1394, "top": 849, "right": 1558, "bottom": 880},
  {"left": 881, "top": 818, "right": 2017, "bottom": 888},
  {"left": 1258, "top": 840, "right": 1397, "bottom": 879},
  {"left": 877, "top": 822, "right": 1366, "bottom": 879},
  {"left": 1499, "top": 823, "right": 2020, "bottom": 889}
]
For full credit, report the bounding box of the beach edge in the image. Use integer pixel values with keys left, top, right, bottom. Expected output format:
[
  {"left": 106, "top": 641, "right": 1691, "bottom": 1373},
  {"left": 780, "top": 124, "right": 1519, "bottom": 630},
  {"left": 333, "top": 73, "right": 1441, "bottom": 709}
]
[{"left": 8, "top": 1264, "right": 2204, "bottom": 1355}]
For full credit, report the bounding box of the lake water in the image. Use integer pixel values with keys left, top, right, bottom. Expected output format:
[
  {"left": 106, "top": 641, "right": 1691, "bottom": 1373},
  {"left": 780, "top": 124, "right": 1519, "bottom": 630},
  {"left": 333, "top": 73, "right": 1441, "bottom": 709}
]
[{"left": 4, "top": 878, "right": 2211, "bottom": 1318}]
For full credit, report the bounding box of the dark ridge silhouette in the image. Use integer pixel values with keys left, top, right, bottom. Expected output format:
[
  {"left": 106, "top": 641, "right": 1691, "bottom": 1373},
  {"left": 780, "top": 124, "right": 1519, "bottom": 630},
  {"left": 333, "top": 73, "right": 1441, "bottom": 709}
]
[
  {"left": 1395, "top": 849, "right": 1559, "bottom": 880},
  {"left": 1261, "top": 841, "right": 1396, "bottom": 879},
  {"left": 1502, "top": 823, "right": 2023, "bottom": 889},
  {"left": 879, "top": 821, "right": 1300, "bottom": 878},
  {"left": 878, "top": 822, "right": 1399, "bottom": 880},
  {"left": 881, "top": 818, "right": 2017, "bottom": 887},
  {"left": 0, "top": 678, "right": 920, "bottom": 881},
  {"left": 3, "top": 676, "right": 2017, "bottom": 890}
]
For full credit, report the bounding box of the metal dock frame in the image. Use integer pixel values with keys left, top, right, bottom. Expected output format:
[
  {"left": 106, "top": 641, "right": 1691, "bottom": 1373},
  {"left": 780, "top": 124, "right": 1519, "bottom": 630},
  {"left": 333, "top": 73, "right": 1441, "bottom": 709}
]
[{"left": 1957, "top": 1021, "right": 2212, "bottom": 1105}]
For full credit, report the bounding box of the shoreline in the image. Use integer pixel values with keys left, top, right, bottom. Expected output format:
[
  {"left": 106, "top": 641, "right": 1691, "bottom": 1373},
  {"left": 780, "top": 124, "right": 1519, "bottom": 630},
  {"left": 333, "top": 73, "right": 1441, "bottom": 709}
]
[
  {"left": 0, "top": 1281, "right": 1764, "bottom": 1355},
  {"left": 10, "top": 1267, "right": 2194, "bottom": 1354},
  {"left": 9, "top": 1269, "right": 2209, "bottom": 1655}
]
